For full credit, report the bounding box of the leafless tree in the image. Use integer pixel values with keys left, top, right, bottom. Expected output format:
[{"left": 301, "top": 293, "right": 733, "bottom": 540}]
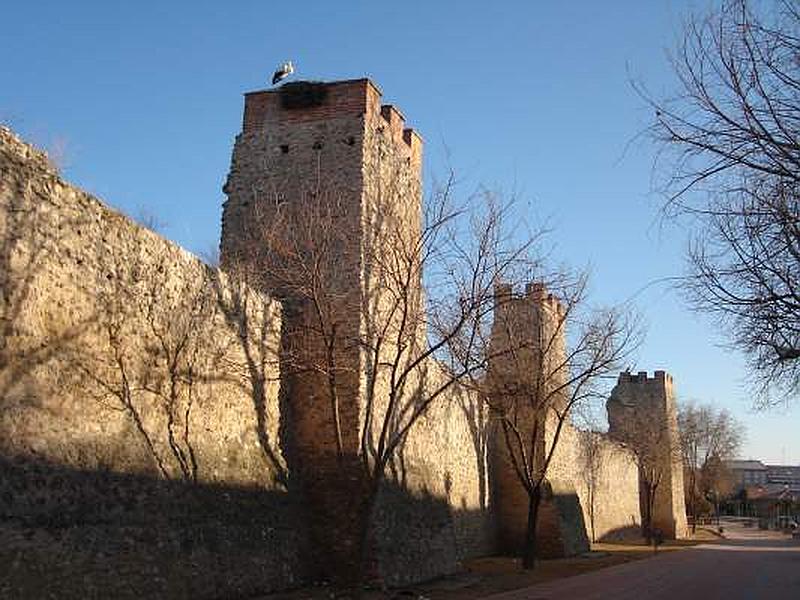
[
  {"left": 70, "top": 240, "right": 230, "bottom": 483},
  {"left": 225, "top": 173, "right": 548, "bottom": 585},
  {"left": 642, "top": 0, "right": 800, "bottom": 404},
  {"left": 479, "top": 274, "right": 639, "bottom": 569},
  {"left": 700, "top": 453, "right": 737, "bottom": 523},
  {"left": 132, "top": 206, "right": 167, "bottom": 234},
  {"left": 44, "top": 135, "right": 72, "bottom": 173},
  {"left": 678, "top": 401, "right": 744, "bottom": 532},
  {"left": 198, "top": 242, "right": 220, "bottom": 268},
  {"left": 579, "top": 428, "right": 603, "bottom": 543}
]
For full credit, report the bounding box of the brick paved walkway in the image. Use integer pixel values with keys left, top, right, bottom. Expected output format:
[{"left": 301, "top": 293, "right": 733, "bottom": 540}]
[{"left": 484, "top": 520, "right": 800, "bottom": 600}]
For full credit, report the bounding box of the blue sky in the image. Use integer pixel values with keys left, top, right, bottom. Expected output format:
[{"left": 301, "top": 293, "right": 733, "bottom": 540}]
[{"left": 2, "top": 0, "right": 796, "bottom": 463}]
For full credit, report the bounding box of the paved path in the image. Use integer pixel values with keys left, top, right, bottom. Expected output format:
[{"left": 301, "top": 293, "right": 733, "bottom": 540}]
[{"left": 485, "top": 520, "right": 800, "bottom": 600}]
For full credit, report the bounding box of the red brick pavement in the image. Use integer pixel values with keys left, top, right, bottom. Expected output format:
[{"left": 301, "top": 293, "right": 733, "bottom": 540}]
[{"left": 484, "top": 522, "right": 800, "bottom": 600}]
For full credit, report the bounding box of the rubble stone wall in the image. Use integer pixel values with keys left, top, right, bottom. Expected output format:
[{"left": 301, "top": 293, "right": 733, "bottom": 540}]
[
  {"left": 1, "top": 76, "right": 684, "bottom": 597},
  {"left": 546, "top": 424, "right": 642, "bottom": 543},
  {"left": 0, "top": 127, "right": 308, "bottom": 599}
]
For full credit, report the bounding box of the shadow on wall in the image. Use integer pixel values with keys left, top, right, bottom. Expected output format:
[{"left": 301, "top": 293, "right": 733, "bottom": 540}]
[
  {"left": 455, "top": 385, "right": 489, "bottom": 512},
  {"left": 0, "top": 128, "right": 496, "bottom": 596},
  {"left": 372, "top": 478, "right": 494, "bottom": 587},
  {"left": 0, "top": 455, "right": 308, "bottom": 600},
  {"left": 597, "top": 523, "right": 645, "bottom": 543},
  {"left": 0, "top": 454, "right": 497, "bottom": 598},
  {"left": 534, "top": 484, "right": 591, "bottom": 559},
  {"left": 208, "top": 269, "right": 290, "bottom": 490},
  {"left": 0, "top": 148, "right": 97, "bottom": 415}
]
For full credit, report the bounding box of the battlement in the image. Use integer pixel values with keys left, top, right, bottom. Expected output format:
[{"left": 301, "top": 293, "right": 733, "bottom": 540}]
[
  {"left": 243, "top": 79, "right": 379, "bottom": 131},
  {"left": 241, "top": 78, "right": 422, "bottom": 157},
  {"left": 494, "top": 281, "right": 564, "bottom": 316},
  {"left": 617, "top": 370, "right": 672, "bottom": 385}
]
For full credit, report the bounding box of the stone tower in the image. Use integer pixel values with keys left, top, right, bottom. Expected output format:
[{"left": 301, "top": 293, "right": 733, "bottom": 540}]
[
  {"left": 219, "top": 79, "right": 423, "bottom": 579},
  {"left": 607, "top": 371, "right": 688, "bottom": 539},
  {"left": 220, "top": 79, "right": 422, "bottom": 457},
  {"left": 488, "top": 282, "right": 589, "bottom": 558}
]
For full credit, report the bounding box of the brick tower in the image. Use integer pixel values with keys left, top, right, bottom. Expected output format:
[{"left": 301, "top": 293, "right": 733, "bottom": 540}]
[
  {"left": 219, "top": 79, "right": 423, "bottom": 581},
  {"left": 488, "top": 282, "right": 589, "bottom": 558},
  {"left": 607, "top": 371, "right": 688, "bottom": 539}
]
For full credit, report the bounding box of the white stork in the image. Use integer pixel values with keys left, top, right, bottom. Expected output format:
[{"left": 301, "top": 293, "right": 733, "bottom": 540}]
[{"left": 272, "top": 61, "right": 294, "bottom": 85}]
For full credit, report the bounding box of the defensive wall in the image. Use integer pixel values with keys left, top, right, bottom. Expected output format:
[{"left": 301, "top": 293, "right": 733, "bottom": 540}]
[
  {"left": 0, "top": 77, "right": 683, "bottom": 598},
  {"left": 0, "top": 118, "right": 494, "bottom": 595},
  {"left": 0, "top": 126, "right": 310, "bottom": 598}
]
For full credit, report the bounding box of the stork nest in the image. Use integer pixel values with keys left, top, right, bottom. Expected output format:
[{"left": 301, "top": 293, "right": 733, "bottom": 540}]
[{"left": 279, "top": 81, "right": 329, "bottom": 109}]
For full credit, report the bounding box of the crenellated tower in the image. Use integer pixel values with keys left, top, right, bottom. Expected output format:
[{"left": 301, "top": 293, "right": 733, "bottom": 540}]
[
  {"left": 219, "top": 78, "right": 424, "bottom": 580},
  {"left": 220, "top": 79, "right": 422, "bottom": 458},
  {"left": 488, "top": 282, "right": 589, "bottom": 558},
  {"left": 607, "top": 371, "right": 688, "bottom": 539}
]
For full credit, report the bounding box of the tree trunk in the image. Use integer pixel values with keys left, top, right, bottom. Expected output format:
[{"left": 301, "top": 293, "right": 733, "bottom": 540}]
[
  {"left": 642, "top": 485, "right": 654, "bottom": 544},
  {"left": 522, "top": 487, "right": 542, "bottom": 570},
  {"left": 688, "top": 471, "right": 697, "bottom": 534}
]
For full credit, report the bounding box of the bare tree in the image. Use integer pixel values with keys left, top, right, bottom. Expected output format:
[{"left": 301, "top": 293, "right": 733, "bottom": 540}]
[
  {"left": 579, "top": 428, "right": 603, "bottom": 543},
  {"left": 480, "top": 274, "right": 639, "bottom": 569},
  {"left": 224, "top": 174, "right": 547, "bottom": 585},
  {"left": 678, "top": 401, "right": 744, "bottom": 532},
  {"left": 643, "top": 0, "right": 800, "bottom": 403},
  {"left": 198, "top": 242, "right": 220, "bottom": 268},
  {"left": 700, "top": 453, "right": 737, "bottom": 523},
  {"left": 70, "top": 238, "right": 231, "bottom": 483},
  {"left": 132, "top": 206, "right": 167, "bottom": 234},
  {"left": 607, "top": 393, "right": 683, "bottom": 543}
]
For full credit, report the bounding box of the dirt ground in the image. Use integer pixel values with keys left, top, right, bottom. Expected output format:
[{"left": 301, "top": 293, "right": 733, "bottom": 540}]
[{"left": 262, "top": 528, "right": 721, "bottom": 600}]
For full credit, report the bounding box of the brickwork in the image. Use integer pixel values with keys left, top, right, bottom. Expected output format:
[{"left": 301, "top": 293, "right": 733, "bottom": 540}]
[{"left": 220, "top": 79, "right": 488, "bottom": 584}]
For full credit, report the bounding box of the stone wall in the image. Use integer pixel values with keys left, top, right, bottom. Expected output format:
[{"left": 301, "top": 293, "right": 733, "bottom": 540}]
[
  {"left": 546, "top": 424, "right": 642, "bottom": 543},
  {"left": 0, "top": 127, "right": 309, "bottom": 599},
  {"left": 1, "top": 75, "right": 679, "bottom": 596},
  {"left": 371, "top": 365, "right": 494, "bottom": 585},
  {"left": 486, "top": 282, "right": 643, "bottom": 557}
]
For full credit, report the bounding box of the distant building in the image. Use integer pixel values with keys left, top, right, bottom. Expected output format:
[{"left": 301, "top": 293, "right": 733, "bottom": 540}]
[
  {"left": 739, "top": 484, "right": 797, "bottom": 525},
  {"left": 726, "top": 460, "right": 769, "bottom": 490},
  {"left": 766, "top": 465, "right": 800, "bottom": 493},
  {"left": 725, "top": 461, "right": 800, "bottom": 523}
]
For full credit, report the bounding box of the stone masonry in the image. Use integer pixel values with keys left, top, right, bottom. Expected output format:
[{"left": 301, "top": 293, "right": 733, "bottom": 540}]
[
  {"left": 488, "top": 282, "right": 591, "bottom": 558},
  {"left": 0, "top": 77, "right": 685, "bottom": 598},
  {"left": 0, "top": 126, "right": 308, "bottom": 599},
  {"left": 607, "top": 371, "right": 689, "bottom": 539}
]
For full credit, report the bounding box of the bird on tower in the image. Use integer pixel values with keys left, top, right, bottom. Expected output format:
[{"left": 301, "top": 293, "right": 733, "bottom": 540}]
[{"left": 272, "top": 61, "right": 294, "bottom": 85}]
